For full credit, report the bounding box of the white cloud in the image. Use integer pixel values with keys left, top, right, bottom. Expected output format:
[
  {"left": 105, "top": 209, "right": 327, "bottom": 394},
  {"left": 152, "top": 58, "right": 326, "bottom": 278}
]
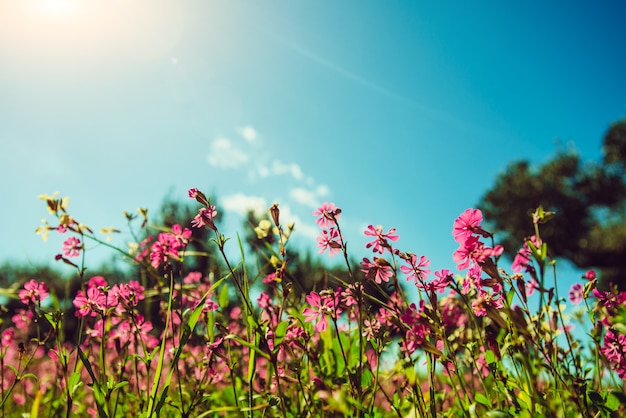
[
  {"left": 290, "top": 187, "right": 319, "bottom": 208},
  {"left": 272, "top": 204, "right": 319, "bottom": 240},
  {"left": 316, "top": 184, "right": 329, "bottom": 197},
  {"left": 237, "top": 126, "right": 258, "bottom": 142},
  {"left": 207, "top": 137, "right": 249, "bottom": 169},
  {"left": 221, "top": 193, "right": 267, "bottom": 217},
  {"left": 257, "top": 160, "right": 304, "bottom": 180}
]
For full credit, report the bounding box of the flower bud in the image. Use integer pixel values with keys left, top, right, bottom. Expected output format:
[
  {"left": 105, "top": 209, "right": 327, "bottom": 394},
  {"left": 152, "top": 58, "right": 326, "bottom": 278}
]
[{"left": 270, "top": 203, "right": 280, "bottom": 227}]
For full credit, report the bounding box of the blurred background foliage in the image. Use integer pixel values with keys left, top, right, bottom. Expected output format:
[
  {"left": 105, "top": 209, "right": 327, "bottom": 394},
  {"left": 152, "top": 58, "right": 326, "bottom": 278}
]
[{"left": 479, "top": 119, "right": 626, "bottom": 289}]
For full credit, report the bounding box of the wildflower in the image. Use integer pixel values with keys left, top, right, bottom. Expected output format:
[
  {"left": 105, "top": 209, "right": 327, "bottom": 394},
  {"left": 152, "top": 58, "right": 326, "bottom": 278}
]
[
  {"left": 526, "top": 277, "right": 539, "bottom": 297},
  {"left": 171, "top": 224, "right": 192, "bottom": 246},
  {"left": 150, "top": 232, "right": 181, "bottom": 268},
  {"left": 19, "top": 280, "right": 49, "bottom": 305},
  {"left": 113, "top": 281, "right": 145, "bottom": 310},
  {"left": 12, "top": 309, "right": 33, "bottom": 329},
  {"left": 35, "top": 219, "right": 51, "bottom": 242},
  {"left": 303, "top": 290, "right": 342, "bottom": 333},
  {"left": 428, "top": 269, "right": 452, "bottom": 294},
  {"left": 400, "top": 254, "right": 431, "bottom": 286},
  {"left": 601, "top": 329, "right": 626, "bottom": 378},
  {"left": 73, "top": 287, "right": 108, "bottom": 317},
  {"left": 452, "top": 208, "right": 483, "bottom": 244},
  {"left": 191, "top": 206, "right": 218, "bottom": 231},
  {"left": 453, "top": 235, "right": 503, "bottom": 271},
  {"left": 1, "top": 329, "right": 15, "bottom": 348},
  {"left": 568, "top": 283, "right": 584, "bottom": 305},
  {"left": 62, "top": 236, "right": 82, "bottom": 258},
  {"left": 254, "top": 219, "right": 273, "bottom": 239},
  {"left": 363, "top": 318, "right": 381, "bottom": 341},
  {"left": 317, "top": 228, "right": 342, "bottom": 256},
  {"left": 512, "top": 236, "right": 541, "bottom": 273},
  {"left": 341, "top": 283, "right": 362, "bottom": 308},
  {"left": 584, "top": 270, "right": 597, "bottom": 281},
  {"left": 313, "top": 202, "right": 341, "bottom": 228},
  {"left": 262, "top": 272, "right": 279, "bottom": 284},
  {"left": 364, "top": 224, "right": 399, "bottom": 254},
  {"left": 129, "top": 235, "right": 153, "bottom": 263},
  {"left": 476, "top": 350, "right": 490, "bottom": 378},
  {"left": 361, "top": 257, "right": 394, "bottom": 284},
  {"left": 188, "top": 188, "right": 210, "bottom": 206},
  {"left": 188, "top": 188, "right": 200, "bottom": 199},
  {"left": 471, "top": 290, "right": 504, "bottom": 317}
]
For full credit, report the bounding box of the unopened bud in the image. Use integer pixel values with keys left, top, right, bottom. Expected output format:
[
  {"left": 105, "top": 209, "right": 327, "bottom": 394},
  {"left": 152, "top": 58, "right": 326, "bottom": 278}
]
[{"left": 270, "top": 203, "right": 280, "bottom": 227}]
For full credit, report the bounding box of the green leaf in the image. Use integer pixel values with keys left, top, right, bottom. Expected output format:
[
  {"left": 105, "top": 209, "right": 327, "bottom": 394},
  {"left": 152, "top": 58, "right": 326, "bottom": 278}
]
[
  {"left": 485, "top": 410, "right": 512, "bottom": 418},
  {"left": 77, "top": 348, "right": 109, "bottom": 418},
  {"left": 475, "top": 393, "right": 491, "bottom": 407},
  {"left": 484, "top": 349, "right": 497, "bottom": 365},
  {"left": 218, "top": 280, "right": 230, "bottom": 309},
  {"left": 587, "top": 390, "right": 604, "bottom": 405},
  {"left": 69, "top": 371, "right": 83, "bottom": 397},
  {"left": 273, "top": 320, "right": 289, "bottom": 348},
  {"left": 606, "top": 392, "right": 621, "bottom": 411}
]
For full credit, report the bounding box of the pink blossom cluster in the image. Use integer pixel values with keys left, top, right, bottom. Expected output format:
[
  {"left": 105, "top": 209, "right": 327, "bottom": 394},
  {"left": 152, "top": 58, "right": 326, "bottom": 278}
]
[
  {"left": 189, "top": 188, "right": 218, "bottom": 231},
  {"left": 313, "top": 202, "right": 343, "bottom": 257},
  {"left": 450, "top": 209, "right": 506, "bottom": 316},
  {"left": 149, "top": 224, "right": 191, "bottom": 268},
  {"left": 592, "top": 285, "right": 626, "bottom": 378},
  {"left": 452, "top": 208, "right": 503, "bottom": 271}
]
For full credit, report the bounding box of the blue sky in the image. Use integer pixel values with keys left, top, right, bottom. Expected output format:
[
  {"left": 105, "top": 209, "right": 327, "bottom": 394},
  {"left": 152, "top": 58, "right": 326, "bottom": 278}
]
[{"left": 1, "top": 1, "right": 625, "bottom": 294}]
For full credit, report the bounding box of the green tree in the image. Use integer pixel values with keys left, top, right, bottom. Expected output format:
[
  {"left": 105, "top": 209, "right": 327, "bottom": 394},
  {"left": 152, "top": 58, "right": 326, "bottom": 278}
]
[{"left": 478, "top": 119, "right": 626, "bottom": 289}]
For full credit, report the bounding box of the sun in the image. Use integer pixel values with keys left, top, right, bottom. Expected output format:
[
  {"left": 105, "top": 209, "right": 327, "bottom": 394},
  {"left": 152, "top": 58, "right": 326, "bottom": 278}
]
[{"left": 35, "top": 0, "right": 82, "bottom": 18}]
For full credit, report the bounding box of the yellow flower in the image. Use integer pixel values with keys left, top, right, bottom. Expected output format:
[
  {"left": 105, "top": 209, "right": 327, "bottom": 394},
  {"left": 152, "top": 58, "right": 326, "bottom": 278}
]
[
  {"left": 35, "top": 219, "right": 50, "bottom": 242},
  {"left": 254, "top": 219, "right": 272, "bottom": 239}
]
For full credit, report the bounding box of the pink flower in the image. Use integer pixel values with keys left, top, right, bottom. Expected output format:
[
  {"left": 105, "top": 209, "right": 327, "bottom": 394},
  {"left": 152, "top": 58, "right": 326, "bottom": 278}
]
[
  {"left": 317, "top": 228, "right": 342, "bottom": 256},
  {"left": 362, "top": 318, "right": 381, "bottom": 341},
  {"left": 12, "top": 309, "right": 33, "bottom": 329},
  {"left": 19, "top": 280, "right": 49, "bottom": 305},
  {"left": 112, "top": 281, "right": 144, "bottom": 310},
  {"left": 476, "top": 350, "right": 490, "bottom": 378},
  {"left": 303, "top": 290, "right": 342, "bottom": 333},
  {"left": 584, "top": 270, "right": 597, "bottom": 281},
  {"left": 601, "top": 329, "right": 626, "bottom": 378},
  {"left": 62, "top": 236, "right": 82, "bottom": 258},
  {"left": 400, "top": 254, "right": 431, "bottom": 286},
  {"left": 191, "top": 206, "right": 218, "bottom": 231},
  {"left": 171, "top": 224, "right": 192, "bottom": 246},
  {"left": 429, "top": 269, "right": 453, "bottom": 294},
  {"left": 568, "top": 283, "right": 584, "bottom": 305},
  {"left": 452, "top": 208, "right": 483, "bottom": 244},
  {"left": 453, "top": 236, "right": 502, "bottom": 271},
  {"left": 471, "top": 290, "right": 504, "bottom": 317},
  {"left": 188, "top": 188, "right": 210, "bottom": 207},
  {"left": 73, "top": 287, "right": 108, "bottom": 317},
  {"left": 150, "top": 232, "right": 181, "bottom": 268},
  {"left": 364, "top": 225, "right": 399, "bottom": 254},
  {"left": 88, "top": 275, "right": 107, "bottom": 288},
  {"left": 1, "top": 329, "right": 15, "bottom": 348},
  {"left": 512, "top": 236, "right": 541, "bottom": 273},
  {"left": 313, "top": 202, "right": 341, "bottom": 228},
  {"left": 361, "top": 257, "right": 394, "bottom": 284},
  {"left": 526, "top": 278, "right": 539, "bottom": 297},
  {"left": 188, "top": 188, "right": 200, "bottom": 199}
]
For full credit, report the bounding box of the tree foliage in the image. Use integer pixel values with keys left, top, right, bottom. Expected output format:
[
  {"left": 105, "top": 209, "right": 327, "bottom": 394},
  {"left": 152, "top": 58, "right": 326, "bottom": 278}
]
[{"left": 479, "top": 119, "right": 626, "bottom": 288}]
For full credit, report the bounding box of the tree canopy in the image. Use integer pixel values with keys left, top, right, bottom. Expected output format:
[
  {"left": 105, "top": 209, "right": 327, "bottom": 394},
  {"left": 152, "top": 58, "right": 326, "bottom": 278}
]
[{"left": 478, "top": 119, "right": 626, "bottom": 289}]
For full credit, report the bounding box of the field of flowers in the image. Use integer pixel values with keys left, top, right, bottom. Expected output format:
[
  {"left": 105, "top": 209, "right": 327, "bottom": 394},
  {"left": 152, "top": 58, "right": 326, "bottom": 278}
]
[{"left": 1, "top": 189, "right": 625, "bottom": 417}]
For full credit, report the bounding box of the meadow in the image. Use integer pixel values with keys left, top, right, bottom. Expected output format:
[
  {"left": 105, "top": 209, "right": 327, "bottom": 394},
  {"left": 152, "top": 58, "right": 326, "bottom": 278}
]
[{"left": 1, "top": 189, "right": 625, "bottom": 417}]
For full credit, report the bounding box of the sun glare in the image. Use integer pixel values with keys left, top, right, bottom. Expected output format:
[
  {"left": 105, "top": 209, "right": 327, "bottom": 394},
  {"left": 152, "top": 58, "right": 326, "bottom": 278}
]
[
  {"left": 34, "top": 0, "right": 81, "bottom": 18},
  {"left": 0, "top": 0, "right": 185, "bottom": 68}
]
